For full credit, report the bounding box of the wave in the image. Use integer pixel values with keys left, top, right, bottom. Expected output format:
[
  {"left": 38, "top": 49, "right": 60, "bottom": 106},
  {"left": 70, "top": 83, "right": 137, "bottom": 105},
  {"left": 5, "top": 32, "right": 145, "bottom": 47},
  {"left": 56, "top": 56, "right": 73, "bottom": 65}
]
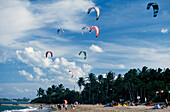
[{"left": 3, "top": 106, "right": 52, "bottom": 112}]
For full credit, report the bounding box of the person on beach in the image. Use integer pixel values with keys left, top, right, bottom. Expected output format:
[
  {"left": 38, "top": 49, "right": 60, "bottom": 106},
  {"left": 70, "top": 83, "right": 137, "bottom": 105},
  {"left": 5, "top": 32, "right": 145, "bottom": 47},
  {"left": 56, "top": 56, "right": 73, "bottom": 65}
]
[
  {"left": 65, "top": 104, "right": 68, "bottom": 110},
  {"left": 57, "top": 104, "right": 61, "bottom": 110},
  {"left": 39, "top": 104, "right": 43, "bottom": 109},
  {"left": 165, "top": 99, "right": 168, "bottom": 108},
  {"left": 74, "top": 101, "right": 78, "bottom": 105},
  {"left": 63, "top": 99, "right": 68, "bottom": 110},
  {"left": 50, "top": 105, "right": 54, "bottom": 109},
  {"left": 145, "top": 97, "right": 147, "bottom": 104}
]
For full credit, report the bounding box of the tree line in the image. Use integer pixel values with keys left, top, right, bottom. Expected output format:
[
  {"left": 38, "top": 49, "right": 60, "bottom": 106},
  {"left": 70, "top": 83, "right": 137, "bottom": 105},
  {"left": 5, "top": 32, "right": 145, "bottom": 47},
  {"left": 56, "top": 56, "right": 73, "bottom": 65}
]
[{"left": 31, "top": 66, "right": 170, "bottom": 104}]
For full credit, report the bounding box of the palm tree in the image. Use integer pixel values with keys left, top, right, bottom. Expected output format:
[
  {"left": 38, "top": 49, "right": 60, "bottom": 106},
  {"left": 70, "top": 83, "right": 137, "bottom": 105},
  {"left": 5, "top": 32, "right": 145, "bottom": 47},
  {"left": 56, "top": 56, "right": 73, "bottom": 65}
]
[
  {"left": 77, "top": 77, "right": 85, "bottom": 93},
  {"left": 77, "top": 77, "right": 85, "bottom": 103},
  {"left": 46, "top": 87, "right": 53, "bottom": 95},
  {"left": 97, "top": 75, "right": 103, "bottom": 97},
  {"left": 51, "top": 85, "right": 56, "bottom": 94},
  {"left": 88, "top": 73, "right": 97, "bottom": 102},
  {"left": 98, "top": 75, "right": 103, "bottom": 84},
  {"left": 89, "top": 73, "right": 96, "bottom": 83},
  {"left": 58, "top": 84, "right": 65, "bottom": 92},
  {"left": 106, "top": 71, "right": 115, "bottom": 95},
  {"left": 36, "top": 87, "right": 45, "bottom": 97}
]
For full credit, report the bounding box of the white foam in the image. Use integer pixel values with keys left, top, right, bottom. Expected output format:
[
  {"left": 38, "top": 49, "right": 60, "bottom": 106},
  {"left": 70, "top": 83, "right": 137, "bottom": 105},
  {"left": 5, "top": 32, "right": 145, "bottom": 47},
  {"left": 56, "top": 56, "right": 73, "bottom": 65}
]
[
  {"left": 3, "top": 106, "right": 52, "bottom": 112},
  {"left": 3, "top": 106, "right": 38, "bottom": 112}
]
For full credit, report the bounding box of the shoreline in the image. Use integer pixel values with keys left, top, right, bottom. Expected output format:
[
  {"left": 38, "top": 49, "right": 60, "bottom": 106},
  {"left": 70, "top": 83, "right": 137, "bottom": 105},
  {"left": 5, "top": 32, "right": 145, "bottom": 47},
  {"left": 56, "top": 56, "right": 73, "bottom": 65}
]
[{"left": 1, "top": 104, "right": 170, "bottom": 112}]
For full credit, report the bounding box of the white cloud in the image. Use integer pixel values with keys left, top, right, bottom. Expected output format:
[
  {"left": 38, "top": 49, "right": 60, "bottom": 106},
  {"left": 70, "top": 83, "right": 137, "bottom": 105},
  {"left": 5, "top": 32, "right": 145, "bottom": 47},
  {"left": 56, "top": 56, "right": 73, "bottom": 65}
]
[
  {"left": 14, "top": 87, "right": 24, "bottom": 93},
  {"left": 110, "top": 64, "right": 125, "bottom": 69},
  {"left": 14, "top": 87, "right": 31, "bottom": 93},
  {"left": 0, "top": 0, "right": 40, "bottom": 47},
  {"left": 0, "top": 52, "right": 11, "bottom": 63},
  {"left": 33, "top": 67, "right": 45, "bottom": 76},
  {"left": 19, "top": 70, "right": 33, "bottom": 81},
  {"left": 25, "top": 89, "right": 29, "bottom": 92},
  {"left": 161, "top": 28, "right": 168, "bottom": 33},
  {"left": 100, "top": 41, "right": 170, "bottom": 69},
  {"left": 0, "top": 0, "right": 94, "bottom": 48},
  {"left": 16, "top": 47, "right": 52, "bottom": 68},
  {"left": 0, "top": 83, "right": 42, "bottom": 99},
  {"left": 92, "top": 63, "right": 126, "bottom": 70},
  {"left": 35, "top": 0, "right": 94, "bottom": 31},
  {"left": 83, "top": 64, "right": 93, "bottom": 73},
  {"left": 16, "top": 47, "right": 92, "bottom": 87},
  {"left": 89, "top": 44, "right": 103, "bottom": 52}
]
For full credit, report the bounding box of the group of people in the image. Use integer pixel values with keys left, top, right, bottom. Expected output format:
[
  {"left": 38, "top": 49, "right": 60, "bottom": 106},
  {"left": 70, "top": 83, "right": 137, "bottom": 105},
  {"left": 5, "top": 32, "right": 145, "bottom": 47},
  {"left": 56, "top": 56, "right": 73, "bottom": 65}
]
[
  {"left": 56, "top": 104, "right": 68, "bottom": 111},
  {"left": 148, "top": 99, "right": 169, "bottom": 109},
  {"left": 55, "top": 100, "right": 78, "bottom": 111},
  {"left": 109, "top": 99, "right": 169, "bottom": 108}
]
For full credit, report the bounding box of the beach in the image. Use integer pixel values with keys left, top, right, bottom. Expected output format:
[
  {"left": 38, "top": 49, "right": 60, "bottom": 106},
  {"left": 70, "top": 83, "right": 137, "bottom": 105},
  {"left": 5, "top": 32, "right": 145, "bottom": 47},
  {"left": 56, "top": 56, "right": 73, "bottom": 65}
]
[{"left": 1, "top": 104, "right": 170, "bottom": 112}]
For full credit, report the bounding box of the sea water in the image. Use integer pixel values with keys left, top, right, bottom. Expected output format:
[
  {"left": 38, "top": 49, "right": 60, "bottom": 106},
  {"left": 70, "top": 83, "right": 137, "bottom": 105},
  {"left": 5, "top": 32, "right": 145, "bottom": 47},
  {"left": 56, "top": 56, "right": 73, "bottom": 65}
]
[
  {"left": 0, "top": 105, "right": 52, "bottom": 112},
  {"left": 0, "top": 102, "right": 52, "bottom": 112},
  {"left": 0, "top": 101, "right": 30, "bottom": 105},
  {"left": 0, "top": 105, "right": 29, "bottom": 112}
]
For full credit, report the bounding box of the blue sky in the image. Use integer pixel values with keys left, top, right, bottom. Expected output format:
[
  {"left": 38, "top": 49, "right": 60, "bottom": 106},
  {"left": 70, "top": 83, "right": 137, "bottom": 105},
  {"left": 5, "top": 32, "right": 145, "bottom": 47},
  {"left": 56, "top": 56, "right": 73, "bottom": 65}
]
[{"left": 0, "top": 0, "right": 170, "bottom": 99}]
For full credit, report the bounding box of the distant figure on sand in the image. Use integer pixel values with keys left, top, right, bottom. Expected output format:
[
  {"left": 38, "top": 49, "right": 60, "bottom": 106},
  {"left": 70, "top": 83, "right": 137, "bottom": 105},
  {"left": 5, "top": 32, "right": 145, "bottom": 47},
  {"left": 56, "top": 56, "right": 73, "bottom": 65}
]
[
  {"left": 39, "top": 104, "right": 43, "bottom": 109},
  {"left": 65, "top": 104, "right": 68, "bottom": 110},
  {"left": 72, "top": 104, "right": 76, "bottom": 109},
  {"left": 145, "top": 97, "right": 147, "bottom": 104},
  {"left": 63, "top": 99, "right": 68, "bottom": 110},
  {"left": 165, "top": 99, "right": 168, "bottom": 108},
  {"left": 57, "top": 104, "right": 61, "bottom": 110}
]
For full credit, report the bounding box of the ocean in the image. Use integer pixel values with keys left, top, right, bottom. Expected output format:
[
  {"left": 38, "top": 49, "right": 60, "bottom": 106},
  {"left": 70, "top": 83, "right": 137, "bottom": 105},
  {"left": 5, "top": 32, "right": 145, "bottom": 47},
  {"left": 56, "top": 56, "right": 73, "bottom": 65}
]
[
  {"left": 0, "top": 102, "right": 52, "bottom": 112},
  {"left": 0, "top": 101, "right": 30, "bottom": 105},
  {"left": 0, "top": 105, "right": 28, "bottom": 112}
]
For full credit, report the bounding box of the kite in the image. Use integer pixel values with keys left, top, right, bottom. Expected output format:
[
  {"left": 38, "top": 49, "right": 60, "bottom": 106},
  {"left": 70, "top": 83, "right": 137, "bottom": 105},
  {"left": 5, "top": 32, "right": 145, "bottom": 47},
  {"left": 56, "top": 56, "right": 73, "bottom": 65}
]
[
  {"left": 87, "top": 7, "right": 100, "bottom": 20},
  {"left": 89, "top": 26, "right": 99, "bottom": 37},
  {"left": 45, "top": 51, "right": 53, "bottom": 58},
  {"left": 79, "top": 51, "right": 87, "bottom": 59},
  {"left": 147, "top": 3, "right": 159, "bottom": 17}
]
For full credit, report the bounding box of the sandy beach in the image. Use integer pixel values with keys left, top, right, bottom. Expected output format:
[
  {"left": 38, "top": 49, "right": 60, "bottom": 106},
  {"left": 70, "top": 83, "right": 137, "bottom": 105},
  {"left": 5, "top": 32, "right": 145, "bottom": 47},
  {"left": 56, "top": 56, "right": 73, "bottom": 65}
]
[{"left": 1, "top": 104, "right": 170, "bottom": 112}]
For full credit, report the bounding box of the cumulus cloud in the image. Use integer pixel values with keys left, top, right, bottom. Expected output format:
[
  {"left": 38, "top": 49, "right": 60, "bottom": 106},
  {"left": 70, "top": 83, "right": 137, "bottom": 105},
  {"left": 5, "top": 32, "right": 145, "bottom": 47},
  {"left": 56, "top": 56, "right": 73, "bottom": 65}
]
[
  {"left": 16, "top": 47, "right": 52, "bottom": 68},
  {"left": 18, "top": 70, "right": 33, "bottom": 81},
  {"left": 16, "top": 47, "right": 92, "bottom": 86},
  {"left": 83, "top": 64, "right": 93, "bottom": 73},
  {"left": 161, "top": 28, "right": 168, "bottom": 33},
  {"left": 89, "top": 44, "right": 103, "bottom": 52},
  {"left": 33, "top": 67, "right": 45, "bottom": 76}
]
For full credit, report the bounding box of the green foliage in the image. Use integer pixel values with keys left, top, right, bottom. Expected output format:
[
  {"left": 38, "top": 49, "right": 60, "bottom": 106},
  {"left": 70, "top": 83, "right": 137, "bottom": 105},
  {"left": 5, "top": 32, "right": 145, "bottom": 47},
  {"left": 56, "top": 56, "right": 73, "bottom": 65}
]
[{"left": 32, "top": 66, "right": 170, "bottom": 104}]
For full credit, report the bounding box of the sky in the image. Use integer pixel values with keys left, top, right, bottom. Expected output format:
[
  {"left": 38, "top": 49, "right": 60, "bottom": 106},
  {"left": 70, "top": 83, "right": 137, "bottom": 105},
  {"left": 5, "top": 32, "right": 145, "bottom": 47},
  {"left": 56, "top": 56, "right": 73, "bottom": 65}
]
[{"left": 0, "top": 0, "right": 170, "bottom": 99}]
